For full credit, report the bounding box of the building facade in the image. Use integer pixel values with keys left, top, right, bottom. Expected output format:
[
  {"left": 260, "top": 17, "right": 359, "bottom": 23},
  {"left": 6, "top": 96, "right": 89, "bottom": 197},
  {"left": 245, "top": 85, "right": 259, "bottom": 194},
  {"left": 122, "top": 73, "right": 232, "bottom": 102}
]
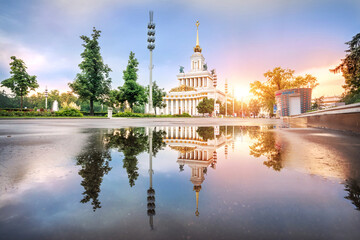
[
  {"left": 150, "top": 21, "right": 227, "bottom": 115},
  {"left": 275, "top": 88, "right": 312, "bottom": 117}
]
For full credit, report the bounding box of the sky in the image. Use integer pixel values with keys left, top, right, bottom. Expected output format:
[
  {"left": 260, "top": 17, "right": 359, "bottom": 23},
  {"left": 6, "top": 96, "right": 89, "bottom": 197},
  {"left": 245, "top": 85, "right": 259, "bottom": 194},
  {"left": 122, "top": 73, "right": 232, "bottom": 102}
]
[{"left": 0, "top": 0, "right": 359, "bottom": 98}]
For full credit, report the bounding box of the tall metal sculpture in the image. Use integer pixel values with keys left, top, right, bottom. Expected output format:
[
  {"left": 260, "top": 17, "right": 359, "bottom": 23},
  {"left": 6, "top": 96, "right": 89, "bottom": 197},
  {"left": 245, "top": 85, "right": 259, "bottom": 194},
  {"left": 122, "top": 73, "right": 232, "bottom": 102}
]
[{"left": 147, "top": 11, "right": 156, "bottom": 114}]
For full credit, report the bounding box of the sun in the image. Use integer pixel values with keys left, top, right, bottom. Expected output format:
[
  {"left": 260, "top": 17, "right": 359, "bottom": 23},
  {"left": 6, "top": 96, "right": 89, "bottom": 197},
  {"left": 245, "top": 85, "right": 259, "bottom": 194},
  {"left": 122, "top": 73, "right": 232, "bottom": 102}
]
[{"left": 234, "top": 86, "right": 250, "bottom": 100}]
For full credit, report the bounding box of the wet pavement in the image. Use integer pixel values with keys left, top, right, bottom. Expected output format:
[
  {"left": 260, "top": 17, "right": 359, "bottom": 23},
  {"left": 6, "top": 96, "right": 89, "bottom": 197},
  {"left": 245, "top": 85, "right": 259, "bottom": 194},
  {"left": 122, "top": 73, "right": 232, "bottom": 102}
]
[{"left": 0, "top": 119, "right": 360, "bottom": 239}]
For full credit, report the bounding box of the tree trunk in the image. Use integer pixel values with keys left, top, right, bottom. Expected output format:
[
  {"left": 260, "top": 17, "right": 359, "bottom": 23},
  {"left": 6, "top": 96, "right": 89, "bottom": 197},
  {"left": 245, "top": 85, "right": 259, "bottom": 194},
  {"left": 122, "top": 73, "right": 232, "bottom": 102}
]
[
  {"left": 90, "top": 99, "right": 94, "bottom": 116},
  {"left": 20, "top": 95, "right": 23, "bottom": 111}
]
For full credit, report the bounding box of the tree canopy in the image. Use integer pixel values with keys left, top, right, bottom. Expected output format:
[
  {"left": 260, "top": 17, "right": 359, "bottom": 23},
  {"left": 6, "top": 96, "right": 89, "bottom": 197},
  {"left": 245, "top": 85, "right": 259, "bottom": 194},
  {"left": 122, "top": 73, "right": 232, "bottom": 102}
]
[
  {"left": 248, "top": 98, "right": 261, "bottom": 117},
  {"left": 146, "top": 81, "right": 166, "bottom": 114},
  {"left": 118, "top": 52, "right": 147, "bottom": 111},
  {"left": 197, "top": 97, "right": 214, "bottom": 115},
  {"left": 250, "top": 67, "right": 318, "bottom": 112},
  {"left": 331, "top": 33, "right": 360, "bottom": 104},
  {"left": 69, "top": 27, "right": 112, "bottom": 115},
  {"left": 1, "top": 56, "right": 39, "bottom": 110}
]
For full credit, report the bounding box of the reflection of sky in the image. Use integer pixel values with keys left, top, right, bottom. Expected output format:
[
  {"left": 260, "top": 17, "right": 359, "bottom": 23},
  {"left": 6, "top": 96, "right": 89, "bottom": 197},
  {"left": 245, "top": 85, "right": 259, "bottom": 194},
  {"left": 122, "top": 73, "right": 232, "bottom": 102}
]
[{"left": 1, "top": 127, "right": 360, "bottom": 239}]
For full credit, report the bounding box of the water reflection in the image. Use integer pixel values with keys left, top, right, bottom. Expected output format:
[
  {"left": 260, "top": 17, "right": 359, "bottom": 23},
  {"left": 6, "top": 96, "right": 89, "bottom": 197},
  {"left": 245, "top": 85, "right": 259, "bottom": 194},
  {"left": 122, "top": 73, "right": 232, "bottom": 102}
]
[
  {"left": 2, "top": 124, "right": 360, "bottom": 239},
  {"left": 344, "top": 179, "right": 360, "bottom": 211},
  {"left": 247, "top": 126, "right": 284, "bottom": 171},
  {"left": 75, "top": 130, "right": 112, "bottom": 211},
  {"left": 163, "top": 126, "right": 233, "bottom": 216}
]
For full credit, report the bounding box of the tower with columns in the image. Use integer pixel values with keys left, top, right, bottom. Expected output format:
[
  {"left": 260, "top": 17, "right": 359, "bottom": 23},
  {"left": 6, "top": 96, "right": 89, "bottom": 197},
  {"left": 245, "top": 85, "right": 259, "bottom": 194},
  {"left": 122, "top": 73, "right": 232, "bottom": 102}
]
[{"left": 159, "top": 21, "right": 227, "bottom": 116}]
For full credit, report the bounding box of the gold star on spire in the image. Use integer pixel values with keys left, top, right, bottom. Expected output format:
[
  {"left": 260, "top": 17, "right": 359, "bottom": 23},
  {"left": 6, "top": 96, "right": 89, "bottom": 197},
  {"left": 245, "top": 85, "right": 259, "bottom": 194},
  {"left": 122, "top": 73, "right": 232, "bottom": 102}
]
[{"left": 194, "top": 20, "right": 202, "bottom": 53}]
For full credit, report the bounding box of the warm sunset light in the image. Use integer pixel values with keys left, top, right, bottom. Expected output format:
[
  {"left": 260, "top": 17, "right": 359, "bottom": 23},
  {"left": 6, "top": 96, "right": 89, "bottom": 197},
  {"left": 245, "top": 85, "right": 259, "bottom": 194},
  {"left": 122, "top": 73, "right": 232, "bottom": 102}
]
[{"left": 1, "top": 1, "right": 360, "bottom": 239}]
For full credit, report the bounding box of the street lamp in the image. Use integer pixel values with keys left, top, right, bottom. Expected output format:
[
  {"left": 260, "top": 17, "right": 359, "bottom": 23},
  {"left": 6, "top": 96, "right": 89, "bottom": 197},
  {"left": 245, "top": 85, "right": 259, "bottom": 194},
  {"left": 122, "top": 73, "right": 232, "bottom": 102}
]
[
  {"left": 147, "top": 11, "right": 156, "bottom": 114},
  {"left": 44, "top": 86, "right": 48, "bottom": 110},
  {"left": 212, "top": 69, "right": 218, "bottom": 117}
]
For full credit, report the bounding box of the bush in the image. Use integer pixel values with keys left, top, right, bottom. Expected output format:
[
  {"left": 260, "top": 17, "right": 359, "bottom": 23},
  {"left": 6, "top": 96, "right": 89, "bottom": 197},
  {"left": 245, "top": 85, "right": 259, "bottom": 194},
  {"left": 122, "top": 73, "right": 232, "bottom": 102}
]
[
  {"left": 55, "top": 108, "right": 83, "bottom": 117},
  {"left": 112, "top": 111, "right": 191, "bottom": 118},
  {"left": 0, "top": 110, "right": 53, "bottom": 117}
]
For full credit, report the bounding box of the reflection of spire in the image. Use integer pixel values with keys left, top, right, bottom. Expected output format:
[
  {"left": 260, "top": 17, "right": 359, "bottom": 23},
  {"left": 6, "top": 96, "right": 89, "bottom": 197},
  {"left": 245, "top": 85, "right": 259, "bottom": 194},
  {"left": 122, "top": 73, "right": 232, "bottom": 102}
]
[{"left": 194, "top": 185, "right": 201, "bottom": 216}]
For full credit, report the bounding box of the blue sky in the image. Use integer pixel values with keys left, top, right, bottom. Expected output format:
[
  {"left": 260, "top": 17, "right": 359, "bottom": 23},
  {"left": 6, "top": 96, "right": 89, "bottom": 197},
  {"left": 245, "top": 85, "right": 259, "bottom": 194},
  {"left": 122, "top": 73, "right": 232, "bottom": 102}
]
[{"left": 0, "top": 0, "right": 359, "bottom": 98}]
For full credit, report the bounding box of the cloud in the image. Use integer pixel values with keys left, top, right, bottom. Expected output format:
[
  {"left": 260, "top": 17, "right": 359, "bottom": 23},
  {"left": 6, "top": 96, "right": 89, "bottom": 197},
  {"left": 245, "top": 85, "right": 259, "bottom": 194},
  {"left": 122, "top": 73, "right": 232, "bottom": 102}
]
[{"left": 0, "top": 35, "right": 78, "bottom": 75}]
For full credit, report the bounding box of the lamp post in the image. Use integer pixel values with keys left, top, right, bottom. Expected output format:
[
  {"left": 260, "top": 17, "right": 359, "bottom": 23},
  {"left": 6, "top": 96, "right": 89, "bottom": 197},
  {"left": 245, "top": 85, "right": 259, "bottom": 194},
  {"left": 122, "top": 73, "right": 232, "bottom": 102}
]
[
  {"left": 232, "top": 88, "right": 234, "bottom": 117},
  {"left": 212, "top": 70, "right": 217, "bottom": 117},
  {"left": 225, "top": 79, "right": 228, "bottom": 117},
  {"left": 147, "top": 11, "right": 156, "bottom": 114},
  {"left": 44, "top": 86, "right": 48, "bottom": 110}
]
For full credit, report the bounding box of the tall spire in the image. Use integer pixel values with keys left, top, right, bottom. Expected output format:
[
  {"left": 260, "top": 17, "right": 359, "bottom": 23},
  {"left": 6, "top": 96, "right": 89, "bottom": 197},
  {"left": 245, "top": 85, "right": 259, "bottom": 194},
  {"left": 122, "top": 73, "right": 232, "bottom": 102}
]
[{"left": 194, "top": 21, "right": 202, "bottom": 53}]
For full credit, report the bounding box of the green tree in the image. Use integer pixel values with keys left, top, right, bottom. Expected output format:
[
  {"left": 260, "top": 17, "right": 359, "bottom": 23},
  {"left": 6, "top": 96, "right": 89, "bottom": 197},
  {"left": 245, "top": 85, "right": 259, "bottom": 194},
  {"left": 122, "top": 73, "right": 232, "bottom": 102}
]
[
  {"left": 146, "top": 81, "right": 166, "bottom": 114},
  {"left": 197, "top": 97, "right": 214, "bottom": 115},
  {"left": 60, "top": 91, "right": 78, "bottom": 106},
  {"left": 1, "top": 56, "right": 39, "bottom": 110},
  {"left": 69, "top": 27, "right": 112, "bottom": 115},
  {"left": 311, "top": 96, "right": 324, "bottom": 110},
  {"left": 118, "top": 52, "right": 147, "bottom": 111},
  {"left": 250, "top": 67, "right": 318, "bottom": 112},
  {"left": 248, "top": 98, "right": 261, "bottom": 117},
  {"left": 331, "top": 33, "right": 360, "bottom": 104}
]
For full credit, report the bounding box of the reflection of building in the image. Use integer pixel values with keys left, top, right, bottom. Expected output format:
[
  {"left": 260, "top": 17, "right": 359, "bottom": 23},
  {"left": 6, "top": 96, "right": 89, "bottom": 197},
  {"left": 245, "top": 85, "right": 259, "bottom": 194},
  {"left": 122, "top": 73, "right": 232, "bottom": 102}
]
[
  {"left": 164, "top": 126, "right": 233, "bottom": 216},
  {"left": 157, "top": 22, "right": 228, "bottom": 116},
  {"left": 275, "top": 88, "right": 312, "bottom": 116}
]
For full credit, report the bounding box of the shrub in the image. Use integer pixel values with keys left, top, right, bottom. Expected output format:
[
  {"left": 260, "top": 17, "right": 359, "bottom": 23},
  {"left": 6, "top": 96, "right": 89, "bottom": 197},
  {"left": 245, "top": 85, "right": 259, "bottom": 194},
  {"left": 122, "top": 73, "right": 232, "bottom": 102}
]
[
  {"left": 0, "top": 110, "right": 53, "bottom": 117},
  {"left": 112, "top": 111, "right": 191, "bottom": 118},
  {"left": 55, "top": 108, "right": 83, "bottom": 117}
]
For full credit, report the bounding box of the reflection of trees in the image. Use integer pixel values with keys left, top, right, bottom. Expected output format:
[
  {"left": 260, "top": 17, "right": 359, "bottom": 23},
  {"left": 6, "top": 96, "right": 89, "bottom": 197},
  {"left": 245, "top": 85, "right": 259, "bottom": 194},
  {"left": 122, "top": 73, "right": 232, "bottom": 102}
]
[
  {"left": 106, "top": 128, "right": 166, "bottom": 187},
  {"left": 107, "top": 128, "right": 147, "bottom": 187},
  {"left": 76, "top": 131, "right": 112, "bottom": 211},
  {"left": 147, "top": 129, "right": 166, "bottom": 157},
  {"left": 248, "top": 127, "right": 283, "bottom": 171},
  {"left": 196, "top": 127, "right": 214, "bottom": 140},
  {"left": 344, "top": 179, "right": 360, "bottom": 211}
]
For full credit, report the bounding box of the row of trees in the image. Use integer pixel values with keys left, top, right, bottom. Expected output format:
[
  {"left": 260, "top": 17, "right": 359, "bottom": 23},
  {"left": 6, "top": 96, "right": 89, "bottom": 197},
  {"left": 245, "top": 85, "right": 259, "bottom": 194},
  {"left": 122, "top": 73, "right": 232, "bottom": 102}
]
[
  {"left": 1, "top": 27, "right": 166, "bottom": 115},
  {"left": 196, "top": 97, "right": 262, "bottom": 117},
  {"left": 69, "top": 28, "right": 166, "bottom": 115}
]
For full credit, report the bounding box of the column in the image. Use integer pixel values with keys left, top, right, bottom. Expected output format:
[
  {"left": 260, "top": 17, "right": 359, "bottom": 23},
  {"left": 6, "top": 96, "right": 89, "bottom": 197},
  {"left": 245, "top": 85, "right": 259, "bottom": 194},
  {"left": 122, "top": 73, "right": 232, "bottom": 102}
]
[
  {"left": 175, "top": 99, "right": 179, "bottom": 115},
  {"left": 195, "top": 98, "right": 198, "bottom": 115},
  {"left": 180, "top": 99, "right": 183, "bottom": 114},
  {"left": 204, "top": 77, "right": 207, "bottom": 87},
  {"left": 184, "top": 99, "right": 187, "bottom": 113},
  {"left": 165, "top": 100, "right": 169, "bottom": 115}
]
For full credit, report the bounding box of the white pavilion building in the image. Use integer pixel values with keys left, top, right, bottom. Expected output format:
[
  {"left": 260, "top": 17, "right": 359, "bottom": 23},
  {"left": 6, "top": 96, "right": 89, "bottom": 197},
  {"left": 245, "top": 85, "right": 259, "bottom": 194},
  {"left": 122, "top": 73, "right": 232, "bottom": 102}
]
[{"left": 152, "top": 21, "right": 228, "bottom": 116}]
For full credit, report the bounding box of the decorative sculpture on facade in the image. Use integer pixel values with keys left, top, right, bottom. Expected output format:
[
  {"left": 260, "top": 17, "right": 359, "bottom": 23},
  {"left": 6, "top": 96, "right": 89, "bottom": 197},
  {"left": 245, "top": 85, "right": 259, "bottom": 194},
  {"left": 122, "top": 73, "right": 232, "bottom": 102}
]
[
  {"left": 203, "top": 63, "right": 207, "bottom": 70},
  {"left": 179, "top": 66, "right": 184, "bottom": 73}
]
